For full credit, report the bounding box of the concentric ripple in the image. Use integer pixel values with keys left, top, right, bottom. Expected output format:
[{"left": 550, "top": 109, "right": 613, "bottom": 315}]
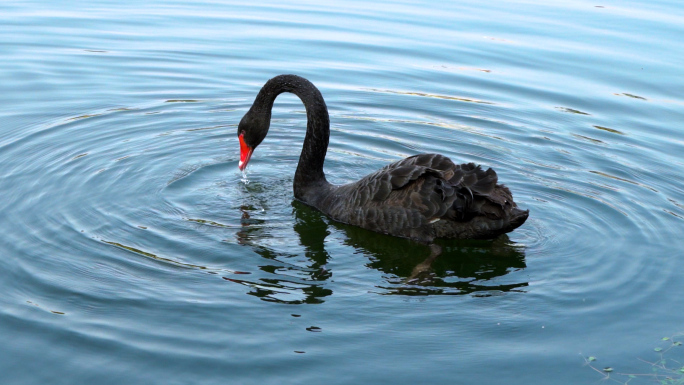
[{"left": 2, "top": 81, "right": 679, "bottom": 308}]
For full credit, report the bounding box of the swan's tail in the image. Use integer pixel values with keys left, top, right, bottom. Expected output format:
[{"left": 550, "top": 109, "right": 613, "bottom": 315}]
[
  {"left": 508, "top": 207, "right": 530, "bottom": 231},
  {"left": 432, "top": 206, "right": 528, "bottom": 239}
]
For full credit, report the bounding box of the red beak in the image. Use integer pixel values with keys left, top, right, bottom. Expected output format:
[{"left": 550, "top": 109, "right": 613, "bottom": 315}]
[{"left": 238, "top": 133, "right": 254, "bottom": 171}]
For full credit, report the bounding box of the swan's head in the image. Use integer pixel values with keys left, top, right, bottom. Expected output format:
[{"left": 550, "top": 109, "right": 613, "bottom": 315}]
[{"left": 237, "top": 110, "right": 270, "bottom": 171}]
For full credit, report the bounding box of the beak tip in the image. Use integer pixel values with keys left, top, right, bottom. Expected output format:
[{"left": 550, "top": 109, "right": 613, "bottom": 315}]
[{"left": 238, "top": 133, "right": 253, "bottom": 172}]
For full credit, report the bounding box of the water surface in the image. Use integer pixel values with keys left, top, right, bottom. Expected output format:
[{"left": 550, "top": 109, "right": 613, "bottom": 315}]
[{"left": 1, "top": 0, "right": 684, "bottom": 384}]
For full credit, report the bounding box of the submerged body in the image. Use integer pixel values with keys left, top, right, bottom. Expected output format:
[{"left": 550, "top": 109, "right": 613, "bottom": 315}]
[{"left": 238, "top": 74, "right": 528, "bottom": 243}]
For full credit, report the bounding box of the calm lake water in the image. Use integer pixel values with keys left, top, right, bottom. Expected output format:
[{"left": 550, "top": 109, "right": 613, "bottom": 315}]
[{"left": 2, "top": 0, "right": 683, "bottom": 384}]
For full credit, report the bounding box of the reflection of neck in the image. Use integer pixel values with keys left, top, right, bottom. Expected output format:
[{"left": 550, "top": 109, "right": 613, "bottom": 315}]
[
  {"left": 293, "top": 202, "right": 331, "bottom": 268},
  {"left": 252, "top": 75, "right": 330, "bottom": 200}
]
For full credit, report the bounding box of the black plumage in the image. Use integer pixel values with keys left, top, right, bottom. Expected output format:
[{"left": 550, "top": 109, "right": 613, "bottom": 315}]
[{"left": 237, "top": 74, "right": 528, "bottom": 243}]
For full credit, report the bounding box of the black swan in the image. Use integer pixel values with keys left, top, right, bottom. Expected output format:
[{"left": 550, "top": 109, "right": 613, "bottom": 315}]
[{"left": 237, "top": 74, "right": 529, "bottom": 243}]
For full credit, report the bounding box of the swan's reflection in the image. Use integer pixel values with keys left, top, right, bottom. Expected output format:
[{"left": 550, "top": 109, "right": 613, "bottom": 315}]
[
  {"left": 292, "top": 202, "right": 529, "bottom": 296},
  {"left": 232, "top": 200, "right": 528, "bottom": 304},
  {"left": 232, "top": 203, "right": 333, "bottom": 304}
]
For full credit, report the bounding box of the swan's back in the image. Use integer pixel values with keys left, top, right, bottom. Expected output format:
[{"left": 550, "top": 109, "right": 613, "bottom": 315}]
[{"left": 311, "top": 154, "right": 529, "bottom": 243}]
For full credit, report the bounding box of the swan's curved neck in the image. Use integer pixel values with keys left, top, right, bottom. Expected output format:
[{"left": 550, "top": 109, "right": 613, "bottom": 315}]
[{"left": 252, "top": 75, "right": 331, "bottom": 200}]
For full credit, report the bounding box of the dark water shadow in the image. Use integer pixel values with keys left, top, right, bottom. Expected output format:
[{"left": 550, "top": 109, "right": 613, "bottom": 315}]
[
  {"left": 229, "top": 199, "right": 333, "bottom": 304},
  {"left": 291, "top": 202, "right": 528, "bottom": 297},
  {"left": 230, "top": 198, "right": 527, "bottom": 304}
]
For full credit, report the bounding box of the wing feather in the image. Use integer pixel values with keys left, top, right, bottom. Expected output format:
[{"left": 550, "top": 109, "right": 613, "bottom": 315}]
[{"left": 325, "top": 153, "right": 519, "bottom": 242}]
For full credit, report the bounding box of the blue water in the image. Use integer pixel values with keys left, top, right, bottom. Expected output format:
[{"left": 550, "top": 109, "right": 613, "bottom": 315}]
[{"left": 2, "top": 0, "right": 684, "bottom": 384}]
